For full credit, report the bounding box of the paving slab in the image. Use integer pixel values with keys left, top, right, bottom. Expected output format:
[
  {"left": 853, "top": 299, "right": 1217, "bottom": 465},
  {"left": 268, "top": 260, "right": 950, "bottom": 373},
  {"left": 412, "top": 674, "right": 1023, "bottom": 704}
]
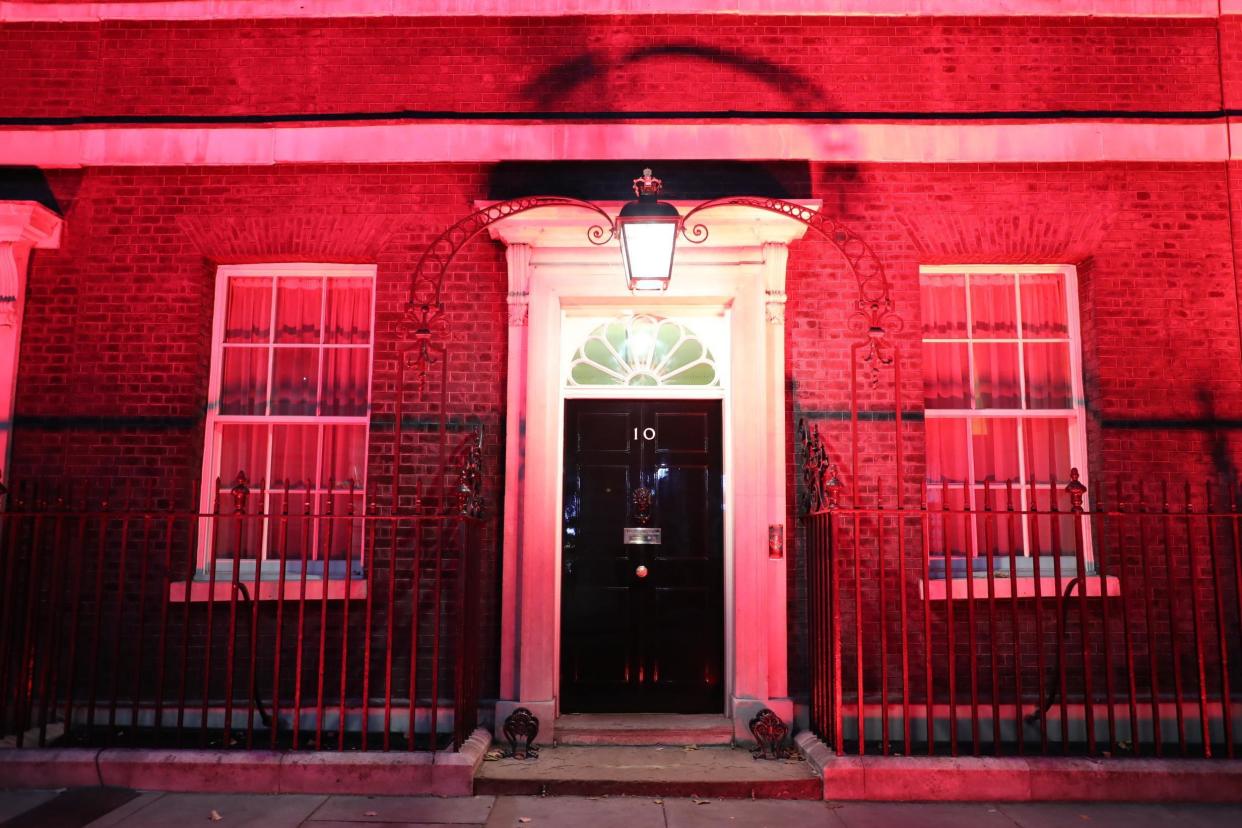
[
  {"left": 0, "top": 789, "right": 59, "bottom": 822},
  {"left": 483, "top": 795, "right": 665, "bottom": 828},
  {"left": 311, "top": 823, "right": 481, "bottom": 828},
  {"left": 831, "top": 802, "right": 1020, "bottom": 828},
  {"left": 90, "top": 792, "right": 326, "bottom": 827},
  {"left": 998, "top": 802, "right": 1242, "bottom": 828},
  {"left": 308, "top": 795, "right": 495, "bottom": 824},
  {"left": 664, "top": 796, "right": 846, "bottom": 828},
  {"left": 84, "top": 793, "right": 167, "bottom": 827},
  {"left": 0, "top": 787, "right": 142, "bottom": 828}
]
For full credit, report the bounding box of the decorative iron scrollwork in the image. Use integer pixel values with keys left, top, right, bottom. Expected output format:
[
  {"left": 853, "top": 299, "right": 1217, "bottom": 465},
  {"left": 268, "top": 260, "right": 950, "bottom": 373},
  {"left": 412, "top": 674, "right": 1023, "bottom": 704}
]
[
  {"left": 799, "top": 420, "right": 843, "bottom": 514},
  {"left": 749, "top": 708, "right": 790, "bottom": 760},
  {"left": 679, "top": 195, "right": 900, "bottom": 388},
  {"left": 406, "top": 192, "right": 897, "bottom": 384},
  {"left": 455, "top": 429, "right": 486, "bottom": 519},
  {"left": 631, "top": 486, "right": 654, "bottom": 526},
  {"left": 502, "top": 707, "right": 540, "bottom": 760},
  {"left": 406, "top": 195, "right": 618, "bottom": 337}
]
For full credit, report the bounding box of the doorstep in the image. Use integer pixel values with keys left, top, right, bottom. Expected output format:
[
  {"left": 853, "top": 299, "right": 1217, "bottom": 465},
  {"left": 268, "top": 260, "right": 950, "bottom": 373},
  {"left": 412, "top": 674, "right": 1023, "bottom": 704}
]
[
  {"left": 553, "top": 714, "right": 734, "bottom": 746},
  {"left": 0, "top": 728, "right": 490, "bottom": 796},
  {"left": 475, "top": 745, "right": 821, "bottom": 799},
  {"left": 795, "top": 732, "right": 1242, "bottom": 802}
]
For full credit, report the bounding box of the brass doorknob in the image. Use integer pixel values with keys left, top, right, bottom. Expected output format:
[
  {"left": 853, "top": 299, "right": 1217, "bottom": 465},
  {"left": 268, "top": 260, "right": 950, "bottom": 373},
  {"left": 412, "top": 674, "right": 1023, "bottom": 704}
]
[{"left": 635, "top": 565, "right": 649, "bottom": 579}]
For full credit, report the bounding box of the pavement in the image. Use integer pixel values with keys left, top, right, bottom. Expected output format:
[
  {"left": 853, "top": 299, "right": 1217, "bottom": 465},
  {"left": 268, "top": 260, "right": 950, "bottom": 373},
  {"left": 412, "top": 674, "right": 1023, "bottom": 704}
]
[{"left": 2, "top": 791, "right": 1242, "bottom": 828}]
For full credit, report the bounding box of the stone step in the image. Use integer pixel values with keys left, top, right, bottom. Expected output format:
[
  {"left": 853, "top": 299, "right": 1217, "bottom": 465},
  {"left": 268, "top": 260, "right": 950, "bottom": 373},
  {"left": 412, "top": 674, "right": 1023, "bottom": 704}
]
[
  {"left": 553, "top": 714, "right": 734, "bottom": 746},
  {"left": 475, "top": 745, "right": 821, "bottom": 799}
]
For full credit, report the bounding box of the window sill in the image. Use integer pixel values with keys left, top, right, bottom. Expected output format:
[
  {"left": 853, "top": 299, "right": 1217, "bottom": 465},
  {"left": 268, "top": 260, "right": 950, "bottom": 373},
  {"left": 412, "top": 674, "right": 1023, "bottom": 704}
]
[
  {"left": 919, "top": 575, "right": 1120, "bottom": 601},
  {"left": 169, "top": 578, "right": 368, "bottom": 603}
]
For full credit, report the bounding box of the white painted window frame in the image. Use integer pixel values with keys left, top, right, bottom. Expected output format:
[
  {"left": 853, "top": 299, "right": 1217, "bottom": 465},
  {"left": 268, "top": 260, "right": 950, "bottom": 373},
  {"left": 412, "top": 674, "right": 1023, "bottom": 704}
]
[
  {"left": 920, "top": 264, "right": 1091, "bottom": 578},
  {"left": 198, "top": 262, "right": 377, "bottom": 577}
]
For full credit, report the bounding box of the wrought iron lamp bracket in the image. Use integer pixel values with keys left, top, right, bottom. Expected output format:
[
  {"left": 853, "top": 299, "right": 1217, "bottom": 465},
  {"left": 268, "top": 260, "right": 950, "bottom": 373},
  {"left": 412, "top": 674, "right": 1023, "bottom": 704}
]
[
  {"left": 405, "top": 195, "right": 617, "bottom": 339},
  {"left": 404, "top": 191, "right": 896, "bottom": 352},
  {"left": 798, "top": 419, "right": 843, "bottom": 514}
]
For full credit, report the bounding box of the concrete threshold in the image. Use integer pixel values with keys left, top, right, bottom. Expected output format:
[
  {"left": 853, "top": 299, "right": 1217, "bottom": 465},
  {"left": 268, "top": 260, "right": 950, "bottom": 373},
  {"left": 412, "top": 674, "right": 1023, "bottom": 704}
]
[
  {"left": 475, "top": 744, "right": 821, "bottom": 799},
  {"left": 795, "top": 731, "right": 1242, "bottom": 802},
  {"left": 554, "top": 713, "right": 734, "bottom": 746},
  {"left": 0, "top": 727, "right": 490, "bottom": 796}
]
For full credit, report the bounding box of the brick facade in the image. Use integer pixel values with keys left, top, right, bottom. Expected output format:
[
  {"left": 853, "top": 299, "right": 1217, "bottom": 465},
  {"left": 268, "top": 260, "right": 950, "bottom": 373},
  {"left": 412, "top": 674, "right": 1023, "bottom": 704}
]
[
  {"left": 0, "top": 16, "right": 1221, "bottom": 119},
  {"left": 4, "top": 6, "right": 1242, "bottom": 727}
]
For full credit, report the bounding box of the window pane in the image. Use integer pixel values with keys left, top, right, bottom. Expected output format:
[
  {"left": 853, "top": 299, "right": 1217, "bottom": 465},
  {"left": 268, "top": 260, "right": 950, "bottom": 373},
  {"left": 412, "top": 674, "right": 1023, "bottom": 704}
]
[
  {"left": 215, "top": 423, "right": 267, "bottom": 560},
  {"left": 923, "top": 342, "right": 970, "bottom": 409},
  {"left": 271, "top": 424, "right": 318, "bottom": 490},
  {"left": 925, "top": 418, "right": 969, "bottom": 484},
  {"left": 921, "top": 276, "right": 967, "bottom": 337},
  {"left": 266, "top": 492, "right": 312, "bottom": 565},
  {"left": 320, "top": 425, "right": 367, "bottom": 491},
  {"left": 325, "top": 279, "right": 372, "bottom": 344},
  {"left": 973, "top": 342, "right": 1021, "bottom": 408},
  {"left": 570, "top": 363, "right": 620, "bottom": 386},
  {"left": 224, "top": 278, "right": 272, "bottom": 343},
  {"left": 927, "top": 483, "right": 971, "bottom": 562},
  {"left": 275, "top": 277, "right": 322, "bottom": 343},
  {"left": 970, "top": 273, "right": 1017, "bottom": 337},
  {"left": 1023, "top": 417, "right": 1073, "bottom": 485},
  {"left": 220, "top": 347, "right": 268, "bottom": 415},
  {"left": 1021, "top": 273, "right": 1068, "bottom": 338},
  {"left": 322, "top": 348, "right": 370, "bottom": 416},
  {"left": 318, "top": 493, "right": 366, "bottom": 564},
  {"left": 975, "top": 482, "right": 1021, "bottom": 563},
  {"left": 218, "top": 423, "right": 268, "bottom": 491},
  {"left": 1023, "top": 418, "right": 1075, "bottom": 560},
  {"left": 1024, "top": 342, "right": 1072, "bottom": 409},
  {"left": 971, "top": 417, "right": 1019, "bottom": 484},
  {"left": 271, "top": 347, "right": 319, "bottom": 415}
]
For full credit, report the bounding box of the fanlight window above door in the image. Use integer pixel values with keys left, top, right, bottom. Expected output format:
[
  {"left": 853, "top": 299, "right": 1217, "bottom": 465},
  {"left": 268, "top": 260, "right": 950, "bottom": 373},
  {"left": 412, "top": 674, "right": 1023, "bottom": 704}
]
[{"left": 568, "top": 314, "right": 719, "bottom": 387}]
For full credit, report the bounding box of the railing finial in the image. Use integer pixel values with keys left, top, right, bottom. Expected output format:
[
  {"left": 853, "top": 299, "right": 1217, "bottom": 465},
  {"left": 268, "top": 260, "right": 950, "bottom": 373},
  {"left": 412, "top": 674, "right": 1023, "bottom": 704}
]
[
  {"left": 231, "top": 471, "right": 250, "bottom": 514},
  {"left": 1066, "top": 467, "right": 1087, "bottom": 512}
]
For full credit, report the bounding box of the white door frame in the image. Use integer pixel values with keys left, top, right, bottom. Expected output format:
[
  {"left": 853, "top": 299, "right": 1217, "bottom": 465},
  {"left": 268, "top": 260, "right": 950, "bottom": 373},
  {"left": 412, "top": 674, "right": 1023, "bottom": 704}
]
[{"left": 489, "top": 201, "right": 817, "bottom": 741}]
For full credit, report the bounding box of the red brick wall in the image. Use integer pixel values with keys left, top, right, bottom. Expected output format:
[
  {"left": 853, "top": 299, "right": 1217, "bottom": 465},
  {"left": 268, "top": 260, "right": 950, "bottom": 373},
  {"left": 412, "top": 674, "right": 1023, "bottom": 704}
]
[
  {"left": 784, "top": 160, "right": 1242, "bottom": 695},
  {"left": 12, "top": 164, "right": 510, "bottom": 699},
  {"left": 6, "top": 6, "right": 1242, "bottom": 714},
  {"left": 13, "top": 158, "right": 1241, "bottom": 705},
  {"left": 0, "top": 16, "right": 1221, "bottom": 119}
]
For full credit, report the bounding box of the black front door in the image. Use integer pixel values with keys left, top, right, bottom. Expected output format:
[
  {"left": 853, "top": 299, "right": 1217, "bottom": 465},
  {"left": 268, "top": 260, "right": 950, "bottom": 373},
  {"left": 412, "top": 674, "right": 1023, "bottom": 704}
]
[{"left": 561, "top": 399, "right": 724, "bottom": 713}]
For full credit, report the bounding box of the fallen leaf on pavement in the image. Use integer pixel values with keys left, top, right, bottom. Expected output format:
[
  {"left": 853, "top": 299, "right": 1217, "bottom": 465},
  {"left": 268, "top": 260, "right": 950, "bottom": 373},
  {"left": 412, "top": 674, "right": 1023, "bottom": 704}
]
[
  {"left": 518, "top": 818, "right": 532, "bottom": 824},
  {"left": 208, "top": 810, "right": 223, "bottom": 822}
]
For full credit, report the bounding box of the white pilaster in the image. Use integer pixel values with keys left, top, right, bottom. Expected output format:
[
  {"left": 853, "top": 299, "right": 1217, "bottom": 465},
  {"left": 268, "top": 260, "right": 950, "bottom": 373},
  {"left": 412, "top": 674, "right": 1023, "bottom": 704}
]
[
  {"left": 499, "top": 243, "right": 531, "bottom": 702},
  {"left": 762, "top": 242, "right": 791, "bottom": 708},
  {"left": 0, "top": 202, "right": 63, "bottom": 485}
]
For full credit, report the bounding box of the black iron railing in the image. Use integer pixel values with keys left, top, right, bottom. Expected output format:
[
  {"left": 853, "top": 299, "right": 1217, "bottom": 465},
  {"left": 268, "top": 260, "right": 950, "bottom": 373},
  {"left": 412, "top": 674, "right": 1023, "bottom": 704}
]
[
  {"left": 806, "top": 474, "right": 1242, "bottom": 759},
  {"left": 0, "top": 474, "right": 487, "bottom": 754}
]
